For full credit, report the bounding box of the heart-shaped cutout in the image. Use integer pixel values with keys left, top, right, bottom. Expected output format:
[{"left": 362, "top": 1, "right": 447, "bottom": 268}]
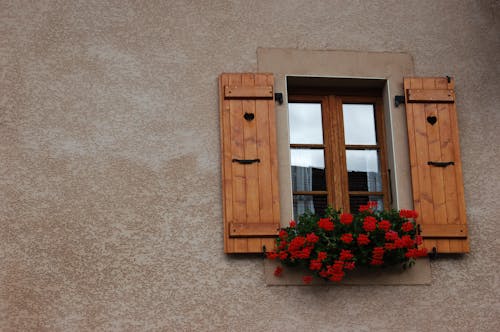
[
  {"left": 427, "top": 116, "right": 437, "bottom": 125},
  {"left": 244, "top": 112, "right": 255, "bottom": 121}
]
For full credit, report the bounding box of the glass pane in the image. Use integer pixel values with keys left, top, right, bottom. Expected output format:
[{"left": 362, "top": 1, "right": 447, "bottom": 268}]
[
  {"left": 343, "top": 104, "right": 377, "bottom": 145},
  {"left": 293, "top": 195, "right": 328, "bottom": 219},
  {"left": 349, "top": 196, "right": 384, "bottom": 213},
  {"left": 346, "top": 150, "right": 382, "bottom": 192},
  {"left": 291, "top": 149, "right": 326, "bottom": 191},
  {"left": 289, "top": 103, "right": 324, "bottom": 144}
]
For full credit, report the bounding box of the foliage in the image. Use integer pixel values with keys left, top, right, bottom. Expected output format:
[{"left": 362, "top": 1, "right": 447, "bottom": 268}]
[{"left": 267, "top": 202, "right": 427, "bottom": 284}]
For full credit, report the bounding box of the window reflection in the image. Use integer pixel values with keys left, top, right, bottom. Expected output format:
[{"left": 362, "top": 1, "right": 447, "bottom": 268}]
[
  {"left": 289, "top": 103, "right": 323, "bottom": 144},
  {"left": 293, "top": 195, "right": 328, "bottom": 219},
  {"left": 343, "top": 104, "right": 377, "bottom": 145},
  {"left": 346, "top": 150, "right": 382, "bottom": 192}
]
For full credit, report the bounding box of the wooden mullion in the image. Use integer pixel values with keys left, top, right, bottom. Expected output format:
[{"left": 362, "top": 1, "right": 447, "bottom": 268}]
[
  {"left": 375, "top": 97, "right": 390, "bottom": 210},
  {"left": 345, "top": 145, "right": 379, "bottom": 150},
  {"left": 293, "top": 191, "right": 329, "bottom": 196},
  {"left": 290, "top": 144, "right": 325, "bottom": 149},
  {"left": 321, "top": 96, "right": 336, "bottom": 210},
  {"left": 349, "top": 191, "right": 384, "bottom": 196}
]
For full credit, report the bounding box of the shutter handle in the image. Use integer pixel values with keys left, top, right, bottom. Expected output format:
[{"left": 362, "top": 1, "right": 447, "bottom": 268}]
[
  {"left": 232, "top": 158, "right": 260, "bottom": 165},
  {"left": 427, "top": 161, "right": 454, "bottom": 167}
]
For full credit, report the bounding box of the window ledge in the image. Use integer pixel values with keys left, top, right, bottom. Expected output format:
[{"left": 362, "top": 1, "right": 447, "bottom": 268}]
[{"left": 264, "top": 258, "right": 431, "bottom": 285}]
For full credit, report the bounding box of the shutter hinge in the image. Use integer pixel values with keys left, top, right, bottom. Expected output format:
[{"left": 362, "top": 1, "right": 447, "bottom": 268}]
[
  {"left": 395, "top": 95, "right": 405, "bottom": 107},
  {"left": 274, "top": 93, "right": 283, "bottom": 105}
]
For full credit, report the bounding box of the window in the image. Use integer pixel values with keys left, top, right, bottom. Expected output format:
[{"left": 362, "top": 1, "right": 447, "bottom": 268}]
[{"left": 288, "top": 88, "right": 390, "bottom": 218}]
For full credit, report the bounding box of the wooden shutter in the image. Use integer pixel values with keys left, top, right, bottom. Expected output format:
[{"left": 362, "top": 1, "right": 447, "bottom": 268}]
[
  {"left": 404, "top": 77, "right": 469, "bottom": 253},
  {"left": 219, "top": 73, "right": 280, "bottom": 253}
]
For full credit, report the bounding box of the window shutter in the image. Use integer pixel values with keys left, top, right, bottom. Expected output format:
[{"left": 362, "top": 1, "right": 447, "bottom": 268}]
[
  {"left": 219, "top": 73, "right": 280, "bottom": 253},
  {"left": 404, "top": 77, "right": 469, "bottom": 253}
]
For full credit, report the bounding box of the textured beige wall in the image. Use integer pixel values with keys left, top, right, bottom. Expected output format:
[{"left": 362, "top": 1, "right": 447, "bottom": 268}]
[{"left": 1, "top": 1, "right": 499, "bottom": 331}]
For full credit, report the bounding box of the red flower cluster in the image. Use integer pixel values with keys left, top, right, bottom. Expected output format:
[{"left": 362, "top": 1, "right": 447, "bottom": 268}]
[
  {"left": 357, "top": 233, "right": 370, "bottom": 245},
  {"left": 359, "top": 201, "right": 379, "bottom": 212},
  {"left": 339, "top": 249, "right": 353, "bottom": 261},
  {"left": 306, "top": 233, "right": 319, "bottom": 243},
  {"left": 370, "top": 247, "right": 385, "bottom": 265},
  {"left": 318, "top": 218, "right": 334, "bottom": 231},
  {"left": 378, "top": 220, "right": 391, "bottom": 231},
  {"left": 267, "top": 202, "right": 426, "bottom": 283},
  {"left": 400, "top": 209, "right": 418, "bottom": 219},
  {"left": 405, "top": 248, "right": 428, "bottom": 258},
  {"left": 340, "top": 233, "right": 353, "bottom": 244},
  {"left": 363, "top": 216, "right": 377, "bottom": 232},
  {"left": 401, "top": 221, "right": 414, "bottom": 232},
  {"left": 340, "top": 213, "right": 353, "bottom": 225}
]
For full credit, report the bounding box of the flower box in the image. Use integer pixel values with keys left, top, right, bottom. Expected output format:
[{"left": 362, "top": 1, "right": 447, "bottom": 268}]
[{"left": 266, "top": 202, "right": 428, "bottom": 284}]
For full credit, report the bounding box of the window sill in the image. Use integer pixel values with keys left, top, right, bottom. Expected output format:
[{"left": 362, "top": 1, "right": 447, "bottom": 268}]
[{"left": 264, "top": 258, "right": 430, "bottom": 285}]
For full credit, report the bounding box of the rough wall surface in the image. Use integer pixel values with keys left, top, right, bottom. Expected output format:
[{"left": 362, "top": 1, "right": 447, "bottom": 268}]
[{"left": 1, "top": 0, "right": 499, "bottom": 331}]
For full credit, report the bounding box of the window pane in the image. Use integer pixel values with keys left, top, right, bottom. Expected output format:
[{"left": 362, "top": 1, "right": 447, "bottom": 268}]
[
  {"left": 343, "top": 104, "right": 377, "bottom": 145},
  {"left": 349, "top": 196, "right": 383, "bottom": 213},
  {"left": 293, "top": 195, "right": 328, "bottom": 219},
  {"left": 291, "top": 149, "right": 326, "bottom": 191},
  {"left": 346, "top": 150, "right": 382, "bottom": 192},
  {"left": 289, "top": 103, "right": 323, "bottom": 144}
]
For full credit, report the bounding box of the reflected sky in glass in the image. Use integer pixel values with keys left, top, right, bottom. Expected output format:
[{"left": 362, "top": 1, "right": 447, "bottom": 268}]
[
  {"left": 346, "top": 150, "right": 379, "bottom": 172},
  {"left": 289, "top": 103, "right": 323, "bottom": 144},
  {"left": 343, "top": 104, "right": 376, "bottom": 145},
  {"left": 290, "top": 149, "right": 325, "bottom": 169}
]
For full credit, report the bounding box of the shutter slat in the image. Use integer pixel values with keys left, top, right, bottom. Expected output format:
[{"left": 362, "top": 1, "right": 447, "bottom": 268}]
[
  {"left": 407, "top": 88, "right": 455, "bottom": 103},
  {"left": 224, "top": 85, "right": 273, "bottom": 98},
  {"left": 220, "top": 73, "right": 280, "bottom": 253},
  {"left": 404, "top": 77, "right": 469, "bottom": 254},
  {"left": 420, "top": 224, "right": 467, "bottom": 238},
  {"left": 229, "top": 223, "right": 280, "bottom": 237}
]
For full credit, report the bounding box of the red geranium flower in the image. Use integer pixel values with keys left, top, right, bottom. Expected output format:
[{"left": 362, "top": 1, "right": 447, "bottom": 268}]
[
  {"left": 357, "top": 234, "right": 370, "bottom": 245},
  {"left": 385, "top": 243, "right": 396, "bottom": 250},
  {"left": 266, "top": 252, "right": 278, "bottom": 260},
  {"left": 279, "top": 229, "right": 288, "bottom": 239},
  {"left": 318, "top": 218, "right": 334, "bottom": 231},
  {"left": 340, "top": 213, "right": 353, "bottom": 225},
  {"left": 339, "top": 249, "right": 353, "bottom": 261},
  {"left": 344, "top": 261, "right": 355, "bottom": 270},
  {"left": 401, "top": 235, "right": 415, "bottom": 248},
  {"left": 309, "top": 259, "right": 322, "bottom": 271},
  {"left": 378, "top": 220, "right": 391, "bottom": 232},
  {"left": 400, "top": 209, "right": 419, "bottom": 219},
  {"left": 306, "top": 233, "right": 319, "bottom": 244},
  {"left": 288, "top": 236, "right": 306, "bottom": 251},
  {"left": 340, "top": 233, "right": 353, "bottom": 244},
  {"left": 317, "top": 251, "right": 327, "bottom": 261},
  {"left": 359, "top": 204, "right": 370, "bottom": 212},
  {"left": 385, "top": 230, "right": 398, "bottom": 241},
  {"left": 289, "top": 220, "right": 296, "bottom": 228},
  {"left": 295, "top": 246, "right": 312, "bottom": 259},
  {"left": 363, "top": 216, "right": 377, "bottom": 232},
  {"left": 401, "top": 221, "right": 414, "bottom": 232}
]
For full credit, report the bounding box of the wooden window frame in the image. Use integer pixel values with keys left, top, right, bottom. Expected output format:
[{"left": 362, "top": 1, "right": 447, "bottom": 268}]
[{"left": 288, "top": 91, "right": 390, "bottom": 214}]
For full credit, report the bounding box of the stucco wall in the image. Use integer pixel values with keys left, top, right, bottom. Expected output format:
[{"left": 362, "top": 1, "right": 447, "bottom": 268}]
[{"left": 1, "top": 1, "right": 499, "bottom": 331}]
